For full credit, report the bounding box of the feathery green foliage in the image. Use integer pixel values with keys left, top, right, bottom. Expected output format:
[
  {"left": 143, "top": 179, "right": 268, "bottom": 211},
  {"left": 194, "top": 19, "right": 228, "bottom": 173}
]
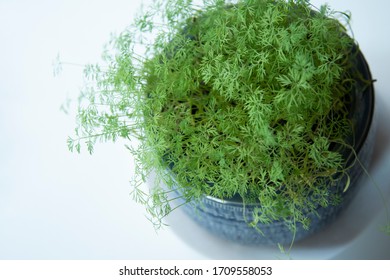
[{"left": 69, "top": 0, "right": 371, "bottom": 235}]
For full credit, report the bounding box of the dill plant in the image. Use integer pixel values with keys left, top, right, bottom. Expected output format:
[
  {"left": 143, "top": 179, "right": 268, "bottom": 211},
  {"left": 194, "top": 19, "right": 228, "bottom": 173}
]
[{"left": 68, "top": 0, "right": 374, "bottom": 238}]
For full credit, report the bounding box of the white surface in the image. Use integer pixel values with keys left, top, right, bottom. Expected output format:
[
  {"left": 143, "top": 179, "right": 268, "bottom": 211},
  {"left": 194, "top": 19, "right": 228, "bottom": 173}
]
[{"left": 0, "top": 0, "right": 389, "bottom": 259}]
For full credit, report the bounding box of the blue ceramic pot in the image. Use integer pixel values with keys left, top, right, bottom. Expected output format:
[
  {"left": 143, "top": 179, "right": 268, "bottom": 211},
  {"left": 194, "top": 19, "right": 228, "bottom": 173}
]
[{"left": 177, "top": 47, "right": 375, "bottom": 246}]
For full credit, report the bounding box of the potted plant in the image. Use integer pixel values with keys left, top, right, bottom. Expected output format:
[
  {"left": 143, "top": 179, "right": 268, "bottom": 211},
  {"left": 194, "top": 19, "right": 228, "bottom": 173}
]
[{"left": 67, "top": 0, "right": 379, "bottom": 247}]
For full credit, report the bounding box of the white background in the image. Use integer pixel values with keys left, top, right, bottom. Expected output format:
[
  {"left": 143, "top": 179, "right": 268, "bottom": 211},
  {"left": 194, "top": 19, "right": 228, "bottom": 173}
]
[{"left": 0, "top": 0, "right": 389, "bottom": 259}]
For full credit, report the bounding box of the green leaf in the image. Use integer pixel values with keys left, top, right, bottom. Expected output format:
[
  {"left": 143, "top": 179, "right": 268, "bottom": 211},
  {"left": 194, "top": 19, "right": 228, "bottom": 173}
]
[{"left": 343, "top": 174, "right": 351, "bottom": 193}]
